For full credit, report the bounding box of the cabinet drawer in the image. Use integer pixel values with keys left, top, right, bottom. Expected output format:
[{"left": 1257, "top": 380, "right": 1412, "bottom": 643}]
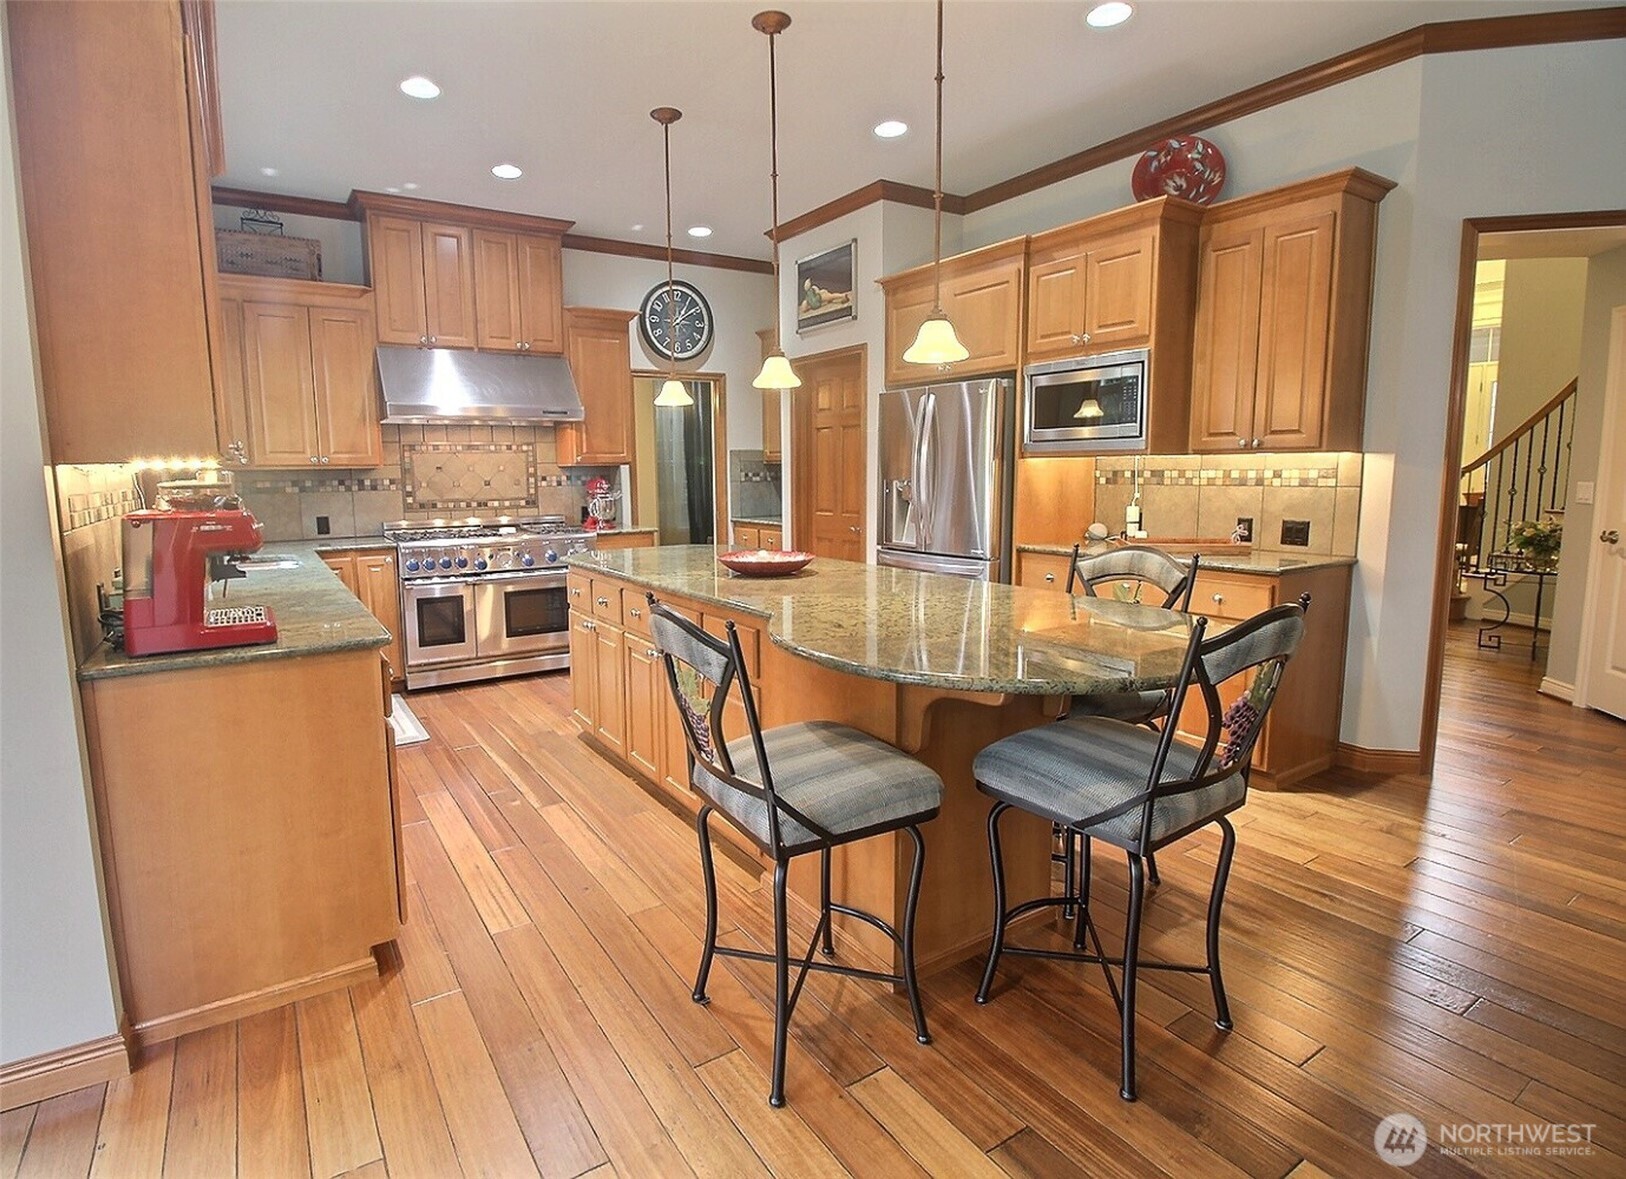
[
  {"left": 566, "top": 572, "right": 591, "bottom": 613},
  {"left": 621, "top": 590, "right": 653, "bottom": 637},
  {"left": 1193, "top": 574, "right": 1274, "bottom": 622},
  {"left": 591, "top": 581, "right": 624, "bottom": 625},
  {"left": 1018, "top": 551, "right": 1072, "bottom": 590}
]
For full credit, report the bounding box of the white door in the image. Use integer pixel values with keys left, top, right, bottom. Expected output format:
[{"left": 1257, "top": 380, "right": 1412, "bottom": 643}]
[{"left": 1577, "top": 305, "right": 1626, "bottom": 719}]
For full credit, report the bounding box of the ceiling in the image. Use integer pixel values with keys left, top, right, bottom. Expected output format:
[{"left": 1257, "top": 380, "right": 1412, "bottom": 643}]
[
  {"left": 215, "top": 1, "right": 1607, "bottom": 259},
  {"left": 1479, "top": 226, "right": 1626, "bottom": 260}
]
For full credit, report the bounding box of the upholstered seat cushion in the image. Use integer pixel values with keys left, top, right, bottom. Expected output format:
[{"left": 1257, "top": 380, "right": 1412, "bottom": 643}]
[
  {"left": 973, "top": 717, "right": 1245, "bottom": 852},
  {"left": 1068, "top": 689, "right": 1169, "bottom": 725},
  {"left": 693, "top": 721, "right": 943, "bottom": 854}
]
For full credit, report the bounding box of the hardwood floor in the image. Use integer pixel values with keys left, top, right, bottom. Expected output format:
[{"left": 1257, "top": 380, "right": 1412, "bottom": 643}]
[{"left": 6, "top": 623, "right": 1624, "bottom": 1177}]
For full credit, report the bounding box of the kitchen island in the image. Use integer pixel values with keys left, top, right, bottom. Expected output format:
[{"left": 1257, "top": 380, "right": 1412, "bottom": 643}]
[
  {"left": 567, "top": 546, "right": 1200, "bottom": 973},
  {"left": 77, "top": 545, "right": 404, "bottom": 1046}
]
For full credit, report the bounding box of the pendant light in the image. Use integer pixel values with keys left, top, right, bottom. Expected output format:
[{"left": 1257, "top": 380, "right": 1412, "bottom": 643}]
[
  {"left": 751, "top": 11, "right": 801, "bottom": 391},
  {"left": 651, "top": 106, "right": 695, "bottom": 408},
  {"left": 903, "top": 0, "right": 969, "bottom": 367}
]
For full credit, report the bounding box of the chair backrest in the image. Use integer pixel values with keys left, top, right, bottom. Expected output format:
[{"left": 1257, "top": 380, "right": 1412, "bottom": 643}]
[
  {"left": 646, "top": 595, "right": 806, "bottom": 853},
  {"left": 1128, "top": 593, "right": 1311, "bottom": 849},
  {"left": 1066, "top": 544, "right": 1199, "bottom": 611}
]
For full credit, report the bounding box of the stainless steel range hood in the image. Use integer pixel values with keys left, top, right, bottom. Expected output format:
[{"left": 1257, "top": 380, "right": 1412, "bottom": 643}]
[{"left": 377, "top": 345, "right": 585, "bottom": 423}]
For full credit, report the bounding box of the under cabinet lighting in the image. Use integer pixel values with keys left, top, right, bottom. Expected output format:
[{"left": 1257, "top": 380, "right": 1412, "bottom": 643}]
[
  {"left": 399, "top": 76, "right": 441, "bottom": 99},
  {"left": 1086, "top": 2, "right": 1133, "bottom": 28}
]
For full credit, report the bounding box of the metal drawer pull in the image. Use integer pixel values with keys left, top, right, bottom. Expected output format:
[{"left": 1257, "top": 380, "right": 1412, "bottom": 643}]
[
  {"left": 629, "top": 607, "right": 642, "bottom": 618},
  {"left": 1212, "top": 593, "right": 1225, "bottom": 606},
  {"left": 596, "top": 596, "right": 610, "bottom": 607},
  {"left": 1044, "top": 572, "right": 1055, "bottom": 583}
]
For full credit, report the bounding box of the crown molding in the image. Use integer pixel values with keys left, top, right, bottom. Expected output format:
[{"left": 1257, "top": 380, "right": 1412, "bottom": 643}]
[
  {"left": 560, "top": 233, "right": 772, "bottom": 276},
  {"left": 349, "top": 190, "right": 575, "bottom": 236},
  {"left": 212, "top": 186, "right": 356, "bottom": 221}
]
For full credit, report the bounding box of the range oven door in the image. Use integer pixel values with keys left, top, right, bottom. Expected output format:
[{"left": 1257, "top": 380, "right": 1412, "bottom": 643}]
[
  {"left": 474, "top": 571, "right": 571, "bottom": 658},
  {"left": 403, "top": 579, "right": 479, "bottom": 667}
]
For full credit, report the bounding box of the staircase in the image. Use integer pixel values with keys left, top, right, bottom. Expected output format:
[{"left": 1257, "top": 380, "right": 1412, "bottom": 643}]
[{"left": 1456, "top": 377, "right": 1576, "bottom": 574}]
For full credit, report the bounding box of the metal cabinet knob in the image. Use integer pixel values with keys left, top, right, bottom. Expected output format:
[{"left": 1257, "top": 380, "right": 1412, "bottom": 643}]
[
  {"left": 1212, "top": 593, "right": 1225, "bottom": 605},
  {"left": 1603, "top": 529, "right": 1621, "bottom": 544},
  {"left": 428, "top": 335, "right": 437, "bottom": 344},
  {"left": 384, "top": 557, "right": 393, "bottom": 566},
  {"left": 629, "top": 607, "right": 642, "bottom": 618},
  {"left": 320, "top": 455, "right": 330, "bottom": 463},
  {"left": 646, "top": 648, "right": 659, "bottom": 659},
  {"left": 849, "top": 525, "right": 860, "bottom": 533},
  {"left": 1237, "top": 438, "right": 1248, "bottom": 447},
  {"left": 309, "top": 455, "right": 318, "bottom": 463},
  {"left": 1044, "top": 572, "right": 1056, "bottom": 583},
  {"left": 419, "top": 335, "right": 429, "bottom": 345},
  {"left": 1253, "top": 437, "right": 1263, "bottom": 448}
]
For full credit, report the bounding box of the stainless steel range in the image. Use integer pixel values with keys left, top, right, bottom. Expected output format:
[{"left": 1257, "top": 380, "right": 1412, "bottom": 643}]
[{"left": 384, "top": 516, "right": 594, "bottom": 689}]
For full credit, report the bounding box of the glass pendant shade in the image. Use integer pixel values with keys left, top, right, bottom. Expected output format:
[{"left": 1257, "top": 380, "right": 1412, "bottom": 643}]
[
  {"left": 1074, "top": 398, "right": 1105, "bottom": 420},
  {"left": 903, "top": 313, "right": 969, "bottom": 365},
  {"left": 753, "top": 350, "right": 802, "bottom": 390},
  {"left": 655, "top": 378, "right": 694, "bottom": 407}
]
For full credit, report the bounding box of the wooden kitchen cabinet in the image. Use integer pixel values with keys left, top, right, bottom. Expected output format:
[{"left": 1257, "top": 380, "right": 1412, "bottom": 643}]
[
  {"left": 879, "top": 238, "right": 1026, "bottom": 388},
  {"left": 734, "top": 524, "right": 761, "bottom": 549},
  {"left": 1190, "top": 168, "right": 1394, "bottom": 453},
  {"left": 759, "top": 526, "right": 783, "bottom": 550},
  {"left": 421, "top": 222, "right": 478, "bottom": 349},
  {"left": 558, "top": 308, "right": 637, "bottom": 466},
  {"left": 758, "top": 327, "right": 783, "bottom": 462},
  {"left": 592, "top": 618, "right": 626, "bottom": 759},
  {"left": 1016, "top": 549, "right": 1072, "bottom": 589},
  {"left": 474, "top": 229, "right": 565, "bottom": 354},
  {"left": 9, "top": 0, "right": 229, "bottom": 464},
  {"left": 569, "top": 610, "right": 597, "bottom": 733},
  {"left": 623, "top": 636, "right": 664, "bottom": 783},
  {"left": 364, "top": 215, "right": 477, "bottom": 349},
  {"left": 223, "top": 276, "right": 381, "bottom": 468},
  {"left": 320, "top": 548, "right": 404, "bottom": 680}
]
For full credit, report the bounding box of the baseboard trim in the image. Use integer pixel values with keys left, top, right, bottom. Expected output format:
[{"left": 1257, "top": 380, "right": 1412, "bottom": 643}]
[
  {"left": 128, "top": 954, "right": 381, "bottom": 1048},
  {"left": 1335, "top": 743, "right": 1425, "bottom": 775},
  {"left": 1, "top": 1031, "right": 131, "bottom": 1112},
  {"left": 1539, "top": 676, "right": 1576, "bottom": 703}
]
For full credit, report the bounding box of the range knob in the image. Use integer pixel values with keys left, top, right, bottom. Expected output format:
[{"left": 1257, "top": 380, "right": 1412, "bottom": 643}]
[
  {"left": 438, "top": 556, "right": 453, "bottom": 570},
  {"left": 474, "top": 557, "right": 488, "bottom": 571},
  {"left": 521, "top": 552, "right": 536, "bottom": 567},
  {"left": 544, "top": 548, "right": 559, "bottom": 564},
  {"left": 404, "top": 557, "right": 421, "bottom": 572},
  {"left": 454, "top": 555, "right": 469, "bottom": 569}
]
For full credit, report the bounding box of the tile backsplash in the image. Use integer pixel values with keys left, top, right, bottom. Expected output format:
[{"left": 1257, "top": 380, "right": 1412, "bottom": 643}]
[
  {"left": 729, "top": 450, "right": 783, "bottom": 521},
  {"left": 1092, "top": 452, "right": 1364, "bottom": 557}
]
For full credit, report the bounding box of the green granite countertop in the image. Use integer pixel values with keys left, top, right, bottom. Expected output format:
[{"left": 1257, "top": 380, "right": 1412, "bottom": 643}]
[
  {"left": 569, "top": 546, "right": 1201, "bottom": 696},
  {"left": 78, "top": 541, "right": 390, "bottom": 681},
  {"left": 1015, "top": 542, "right": 1356, "bottom": 576}
]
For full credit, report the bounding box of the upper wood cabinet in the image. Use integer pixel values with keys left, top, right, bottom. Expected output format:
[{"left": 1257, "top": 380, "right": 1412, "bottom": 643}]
[
  {"left": 1024, "top": 198, "right": 1202, "bottom": 362},
  {"left": 558, "top": 308, "right": 636, "bottom": 467},
  {"left": 878, "top": 238, "right": 1026, "bottom": 388},
  {"left": 474, "top": 230, "right": 565, "bottom": 354},
  {"left": 366, "top": 215, "right": 476, "bottom": 349},
  {"left": 9, "top": 0, "right": 228, "bottom": 463},
  {"left": 220, "top": 276, "right": 382, "bottom": 469},
  {"left": 1190, "top": 169, "right": 1393, "bottom": 453},
  {"left": 757, "top": 327, "right": 782, "bottom": 462}
]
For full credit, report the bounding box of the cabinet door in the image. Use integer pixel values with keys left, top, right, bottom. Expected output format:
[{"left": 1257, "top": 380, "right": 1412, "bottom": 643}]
[
  {"left": 241, "top": 302, "right": 319, "bottom": 467},
  {"left": 473, "top": 230, "right": 523, "bottom": 351},
  {"left": 421, "top": 222, "right": 478, "bottom": 349},
  {"left": 760, "top": 528, "right": 782, "bottom": 551},
  {"left": 943, "top": 258, "right": 1025, "bottom": 377},
  {"left": 321, "top": 553, "right": 359, "bottom": 595},
  {"left": 1190, "top": 224, "right": 1264, "bottom": 452},
  {"left": 1025, "top": 251, "right": 1087, "bottom": 360},
  {"left": 592, "top": 621, "right": 626, "bottom": 759},
  {"left": 310, "top": 306, "right": 383, "bottom": 467},
  {"left": 517, "top": 233, "right": 565, "bottom": 354},
  {"left": 569, "top": 612, "right": 597, "bottom": 731},
  {"left": 356, "top": 552, "right": 404, "bottom": 681},
  {"left": 624, "top": 637, "right": 663, "bottom": 782},
  {"left": 762, "top": 389, "right": 783, "bottom": 463},
  {"left": 1084, "top": 229, "right": 1156, "bottom": 349},
  {"left": 883, "top": 278, "right": 939, "bottom": 389},
  {"left": 216, "top": 296, "right": 254, "bottom": 466},
  {"left": 1254, "top": 210, "right": 1336, "bottom": 450},
  {"left": 561, "top": 312, "right": 634, "bottom": 465},
  {"left": 735, "top": 525, "right": 760, "bottom": 549},
  {"left": 368, "top": 215, "right": 429, "bottom": 346}
]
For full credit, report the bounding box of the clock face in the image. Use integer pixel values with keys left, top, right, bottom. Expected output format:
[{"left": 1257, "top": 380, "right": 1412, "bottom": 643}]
[{"left": 639, "top": 280, "right": 713, "bottom": 362}]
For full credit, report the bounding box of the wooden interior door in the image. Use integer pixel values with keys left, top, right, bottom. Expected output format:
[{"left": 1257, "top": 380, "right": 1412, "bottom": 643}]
[
  {"left": 793, "top": 348, "right": 867, "bottom": 562},
  {"left": 241, "top": 302, "right": 318, "bottom": 467},
  {"left": 309, "top": 305, "right": 382, "bottom": 467}
]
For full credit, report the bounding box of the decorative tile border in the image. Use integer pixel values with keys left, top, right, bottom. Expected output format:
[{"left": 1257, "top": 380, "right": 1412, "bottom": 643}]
[
  {"left": 239, "top": 474, "right": 404, "bottom": 494},
  {"left": 402, "top": 443, "right": 538, "bottom": 512}
]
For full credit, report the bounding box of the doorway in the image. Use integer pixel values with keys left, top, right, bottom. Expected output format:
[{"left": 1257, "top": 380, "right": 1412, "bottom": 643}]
[
  {"left": 789, "top": 345, "right": 867, "bottom": 562},
  {"left": 630, "top": 373, "right": 729, "bottom": 546},
  {"left": 1422, "top": 214, "right": 1626, "bottom": 767}
]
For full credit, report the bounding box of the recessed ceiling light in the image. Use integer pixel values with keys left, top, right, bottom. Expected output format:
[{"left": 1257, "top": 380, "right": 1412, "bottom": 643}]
[
  {"left": 687, "top": 226, "right": 712, "bottom": 238},
  {"left": 386, "top": 187, "right": 401, "bottom": 193},
  {"left": 259, "top": 166, "right": 278, "bottom": 177},
  {"left": 1085, "top": 2, "right": 1133, "bottom": 28},
  {"left": 631, "top": 223, "right": 645, "bottom": 232},
  {"left": 399, "top": 75, "right": 441, "bottom": 99},
  {"left": 873, "top": 120, "right": 909, "bottom": 139},
  {"left": 491, "top": 163, "right": 523, "bottom": 180},
  {"left": 402, "top": 182, "right": 420, "bottom": 191}
]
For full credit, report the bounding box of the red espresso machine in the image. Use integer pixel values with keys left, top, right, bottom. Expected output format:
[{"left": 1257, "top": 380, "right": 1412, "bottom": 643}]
[{"left": 121, "top": 508, "right": 279, "bottom": 656}]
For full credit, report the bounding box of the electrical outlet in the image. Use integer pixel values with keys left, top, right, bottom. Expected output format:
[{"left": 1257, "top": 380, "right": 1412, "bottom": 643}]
[
  {"left": 315, "top": 515, "right": 331, "bottom": 536},
  {"left": 1235, "top": 517, "right": 1254, "bottom": 542},
  {"left": 1281, "top": 519, "right": 1311, "bottom": 547},
  {"left": 1575, "top": 481, "right": 1595, "bottom": 506}
]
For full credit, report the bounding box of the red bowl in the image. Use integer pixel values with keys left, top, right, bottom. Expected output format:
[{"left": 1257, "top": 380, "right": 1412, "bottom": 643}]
[{"left": 717, "top": 549, "right": 814, "bottom": 577}]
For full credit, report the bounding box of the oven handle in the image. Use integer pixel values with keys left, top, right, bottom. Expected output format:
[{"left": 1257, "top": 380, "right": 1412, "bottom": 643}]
[{"left": 405, "top": 570, "right": 565, "bottom": 589}]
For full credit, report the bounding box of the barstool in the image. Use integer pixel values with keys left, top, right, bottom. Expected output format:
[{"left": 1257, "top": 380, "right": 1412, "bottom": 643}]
[{"left": 647, "top": 595, "right": 944, "bottom": 1107}]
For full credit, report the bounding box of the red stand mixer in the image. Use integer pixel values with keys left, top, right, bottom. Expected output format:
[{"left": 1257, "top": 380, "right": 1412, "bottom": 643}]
[{"left": 121, "top": 508, "right": 279, "bottom": 656}]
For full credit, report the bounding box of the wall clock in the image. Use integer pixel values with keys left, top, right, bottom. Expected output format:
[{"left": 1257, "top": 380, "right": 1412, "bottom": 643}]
[{"left": 638, "top": 280, "right": 713, "bottom": 362}]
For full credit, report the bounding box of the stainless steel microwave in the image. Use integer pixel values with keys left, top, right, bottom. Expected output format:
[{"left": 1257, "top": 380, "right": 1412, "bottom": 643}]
[{"left": 1022, "top": 348, "right": 1150, "bottom": 453}]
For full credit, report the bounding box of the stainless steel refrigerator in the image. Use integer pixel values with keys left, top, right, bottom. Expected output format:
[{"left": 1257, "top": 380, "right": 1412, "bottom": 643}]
[{"left": 877, "top": 377, "right": 1015, "bottom": 582}]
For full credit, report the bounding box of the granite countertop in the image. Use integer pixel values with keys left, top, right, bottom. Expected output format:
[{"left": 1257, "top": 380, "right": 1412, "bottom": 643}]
[
  {"left": 78, "top": 541, "right": 389, "bottom": 681},
  {"left": 304, "top": 534, "right": 396, "bottom": 553},
  {"left": 731, "top": 516, "right": 784, "bottom": 529},
  {"left": 597, "top": 526, "right": 659, "bottom": 535},
  {"left": 570, "top": 546, "right": 1200, "bottom": 696},
  {"left": 1015, "top": 542, "right": 1356, "bottom": 576}
]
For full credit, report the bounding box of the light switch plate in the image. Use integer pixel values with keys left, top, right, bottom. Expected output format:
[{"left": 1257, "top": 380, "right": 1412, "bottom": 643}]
[
  {"left": 1575, "top": 481, "right": 1595, "bottom": 505},
  {"left": 1281, "top": 519, "right": 1311, "bottom": 547}
]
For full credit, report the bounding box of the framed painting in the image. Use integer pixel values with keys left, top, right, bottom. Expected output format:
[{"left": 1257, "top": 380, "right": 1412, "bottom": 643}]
[{"left": 795, "top": 239, "right": 857, "bottom": 332}]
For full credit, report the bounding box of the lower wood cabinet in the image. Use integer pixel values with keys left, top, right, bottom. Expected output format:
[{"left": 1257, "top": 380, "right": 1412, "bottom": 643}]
[
  {"left": 593, "top": 530, "right": 657, "bottom": 551},
  {"left": 320, "top": 548, "right": 404, "bottom": 680},
  {"left": 592, "top": 617, "right": 626, "bottom": 759}
]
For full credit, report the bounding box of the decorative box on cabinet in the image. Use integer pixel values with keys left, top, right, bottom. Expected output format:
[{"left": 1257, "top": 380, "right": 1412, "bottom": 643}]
[
  {"left": 1190, "top": 168, "right": 1394, "bottom": 453},
  {"left": 878, "top": 238, "right": 1026, "bottom": 388},
  {"left": 558, "top": 308, "right": 637, "bottom": 466}
]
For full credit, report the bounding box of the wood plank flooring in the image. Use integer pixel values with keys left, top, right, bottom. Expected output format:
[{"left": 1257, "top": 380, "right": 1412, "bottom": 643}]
[{"left": 6, "top": 623, "right": 1624, "bottom": 1177}]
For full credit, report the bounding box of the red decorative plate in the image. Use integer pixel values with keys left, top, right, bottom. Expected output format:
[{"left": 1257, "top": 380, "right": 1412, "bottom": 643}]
[
  {"left": 1131, "top": 135, "right": 1227, "bottom": 205},
  {"left": 717, "top": 550, "right": 814, "bottom": 577}
]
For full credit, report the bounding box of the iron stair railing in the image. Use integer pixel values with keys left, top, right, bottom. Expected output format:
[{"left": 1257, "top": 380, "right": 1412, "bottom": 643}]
[{"left": 1457, "top": 377, "right": 1576, "bottom": 573}]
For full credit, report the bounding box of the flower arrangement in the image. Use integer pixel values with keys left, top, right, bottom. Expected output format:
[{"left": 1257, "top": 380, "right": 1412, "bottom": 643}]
[{"left": 1507, "top": 518, "right": 1563, "bottom": 567}]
